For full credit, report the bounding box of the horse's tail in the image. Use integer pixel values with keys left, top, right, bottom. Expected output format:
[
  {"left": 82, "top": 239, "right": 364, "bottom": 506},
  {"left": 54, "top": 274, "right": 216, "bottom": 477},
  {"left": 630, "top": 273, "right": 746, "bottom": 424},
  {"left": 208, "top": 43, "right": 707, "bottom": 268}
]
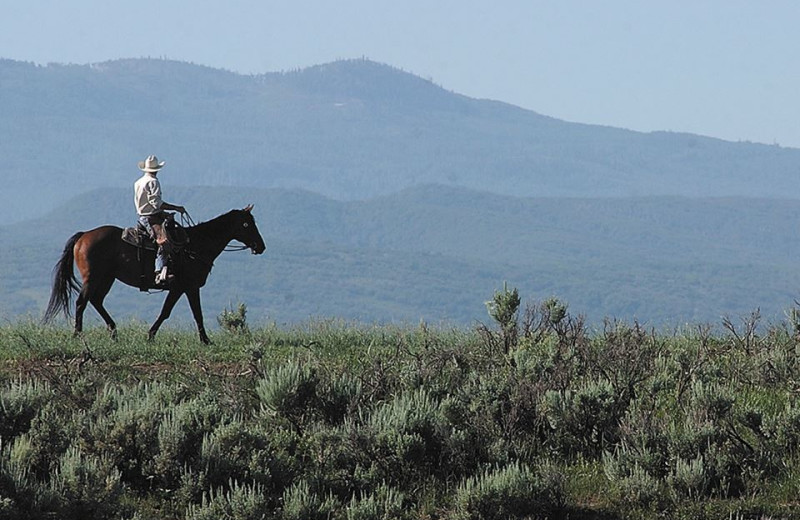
[{"left": 43, "top": 232, "right": 84, "bottom": 323}]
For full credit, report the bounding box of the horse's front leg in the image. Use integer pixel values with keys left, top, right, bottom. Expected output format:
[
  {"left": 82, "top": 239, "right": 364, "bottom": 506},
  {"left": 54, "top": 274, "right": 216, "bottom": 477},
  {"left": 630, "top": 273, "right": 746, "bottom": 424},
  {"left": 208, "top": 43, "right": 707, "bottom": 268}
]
[
  {"left": 185, "top": 287, "right": 211, "bottom": 345},
  {"left": 148, "top": 289, "right": 183, "bottom": 341}
]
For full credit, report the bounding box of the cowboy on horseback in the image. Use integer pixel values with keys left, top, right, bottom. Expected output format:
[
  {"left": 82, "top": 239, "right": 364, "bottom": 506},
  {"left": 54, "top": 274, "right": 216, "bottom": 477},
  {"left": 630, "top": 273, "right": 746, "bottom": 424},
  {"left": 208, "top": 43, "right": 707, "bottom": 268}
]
[{"left": 134, "top": 155, "right": 186, "bottom": 286}]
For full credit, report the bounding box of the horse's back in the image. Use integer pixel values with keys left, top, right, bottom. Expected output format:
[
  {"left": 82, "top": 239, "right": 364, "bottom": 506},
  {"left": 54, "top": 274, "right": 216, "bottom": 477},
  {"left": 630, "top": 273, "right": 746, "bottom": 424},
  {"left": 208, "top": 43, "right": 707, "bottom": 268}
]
[
  {"left": 89, "top": 225, "right": 124, "bottom": 235},
  {"left": 74, "top": 225, "right": 124, "bottom": 251}
]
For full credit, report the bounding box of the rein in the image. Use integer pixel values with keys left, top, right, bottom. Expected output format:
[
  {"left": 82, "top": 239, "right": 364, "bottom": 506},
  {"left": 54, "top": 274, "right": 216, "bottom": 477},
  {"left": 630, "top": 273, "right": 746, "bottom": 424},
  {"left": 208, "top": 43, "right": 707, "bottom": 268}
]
[{"left": 180, "top": 212, "right": 197, "bottom": 227}]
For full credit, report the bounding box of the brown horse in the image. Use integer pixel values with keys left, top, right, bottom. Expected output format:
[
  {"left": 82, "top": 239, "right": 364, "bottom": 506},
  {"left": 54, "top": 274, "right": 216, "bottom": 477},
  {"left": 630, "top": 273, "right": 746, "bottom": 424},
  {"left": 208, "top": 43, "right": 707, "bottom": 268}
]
[{"left": 44, "top": 205, "right": 266, "bottom": 344}]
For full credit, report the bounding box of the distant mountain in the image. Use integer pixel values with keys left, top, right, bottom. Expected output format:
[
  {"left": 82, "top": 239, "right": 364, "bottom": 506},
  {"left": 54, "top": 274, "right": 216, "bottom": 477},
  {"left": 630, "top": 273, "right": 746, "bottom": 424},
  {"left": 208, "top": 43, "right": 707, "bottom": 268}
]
[
  {"left": 2, "top": 57, "right": 799, "bottom": 223},
  {"left": 4, "top": 185, "right": 800, "bottom": 328}
]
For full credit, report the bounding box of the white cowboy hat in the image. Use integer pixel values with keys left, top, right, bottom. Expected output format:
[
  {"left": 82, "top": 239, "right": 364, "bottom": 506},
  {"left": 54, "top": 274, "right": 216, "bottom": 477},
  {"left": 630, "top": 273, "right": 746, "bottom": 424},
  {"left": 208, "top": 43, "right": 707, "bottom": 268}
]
[{"left": 138, "top": 155, "right": 166, "bottom": 172}]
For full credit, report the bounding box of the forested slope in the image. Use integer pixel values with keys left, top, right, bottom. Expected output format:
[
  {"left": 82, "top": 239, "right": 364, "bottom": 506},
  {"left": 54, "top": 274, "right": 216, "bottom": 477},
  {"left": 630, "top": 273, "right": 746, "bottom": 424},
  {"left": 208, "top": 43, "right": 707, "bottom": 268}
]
[{"left": 4, "top": 186, "right": 799, "bottom": 327}]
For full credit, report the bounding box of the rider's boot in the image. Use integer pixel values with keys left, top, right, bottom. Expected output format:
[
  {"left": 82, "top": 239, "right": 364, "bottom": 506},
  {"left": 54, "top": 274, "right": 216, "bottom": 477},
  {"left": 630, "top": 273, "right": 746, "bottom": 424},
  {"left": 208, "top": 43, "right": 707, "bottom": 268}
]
[{"left": 154, "top": 266, "right": 173, "bottom": 287}]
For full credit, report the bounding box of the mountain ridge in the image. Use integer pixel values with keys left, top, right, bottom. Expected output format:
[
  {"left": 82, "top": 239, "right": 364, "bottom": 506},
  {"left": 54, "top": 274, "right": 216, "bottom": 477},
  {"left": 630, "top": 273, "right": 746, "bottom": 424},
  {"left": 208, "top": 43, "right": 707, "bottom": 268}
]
[{"left": 2, "top": 57, "right": 799, "bottom": 224}]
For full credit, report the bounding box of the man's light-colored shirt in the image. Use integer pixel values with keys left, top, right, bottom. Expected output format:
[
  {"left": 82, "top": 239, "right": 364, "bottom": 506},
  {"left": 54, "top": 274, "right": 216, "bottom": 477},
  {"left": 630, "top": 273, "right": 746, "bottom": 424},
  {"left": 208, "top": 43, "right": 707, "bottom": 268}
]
[{"left": 134, "top": 173, "right": 163, "bottom": 216}]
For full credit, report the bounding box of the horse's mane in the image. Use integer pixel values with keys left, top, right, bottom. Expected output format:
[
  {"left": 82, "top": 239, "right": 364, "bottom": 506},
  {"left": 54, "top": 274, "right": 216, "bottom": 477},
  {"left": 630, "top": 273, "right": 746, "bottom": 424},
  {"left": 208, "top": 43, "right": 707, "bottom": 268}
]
[{"left": 188, "top": 210, "right": 241, "bottom": 235}]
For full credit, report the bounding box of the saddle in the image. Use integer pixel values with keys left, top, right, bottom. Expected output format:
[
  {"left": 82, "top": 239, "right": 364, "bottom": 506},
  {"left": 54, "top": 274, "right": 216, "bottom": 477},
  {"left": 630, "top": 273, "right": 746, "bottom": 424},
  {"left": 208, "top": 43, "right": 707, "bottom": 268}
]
[
  {"left": 122, "top": 215, "right": 188, "bottom": 290},
  {"left": 121, "top": 215, "right": 188, "bottom": 251}
]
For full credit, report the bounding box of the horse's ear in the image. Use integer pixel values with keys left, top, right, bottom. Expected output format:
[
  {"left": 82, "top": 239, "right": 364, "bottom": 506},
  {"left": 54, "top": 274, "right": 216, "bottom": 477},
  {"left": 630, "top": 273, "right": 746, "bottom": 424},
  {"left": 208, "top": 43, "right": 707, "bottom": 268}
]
[{"left": 243, "top": 204, "right": 254, "bottom": 213}]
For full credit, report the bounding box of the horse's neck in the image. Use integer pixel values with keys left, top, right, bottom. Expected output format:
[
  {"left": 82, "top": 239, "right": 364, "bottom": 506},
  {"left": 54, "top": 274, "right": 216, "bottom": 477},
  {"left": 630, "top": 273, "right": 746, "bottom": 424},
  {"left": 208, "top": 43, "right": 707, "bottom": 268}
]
[{"left": 188, "top": 214, "right": 235, "bottom": 258}]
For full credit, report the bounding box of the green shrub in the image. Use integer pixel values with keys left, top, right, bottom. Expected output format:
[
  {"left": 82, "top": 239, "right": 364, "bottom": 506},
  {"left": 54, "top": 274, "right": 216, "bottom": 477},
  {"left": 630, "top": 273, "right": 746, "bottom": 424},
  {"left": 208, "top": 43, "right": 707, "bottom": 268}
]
[
  {"left": 345, "top": 483, "right": 405, "bottom": 520},
  {"left": 541, "top": 378, "right": 622, "bottom": 457},
  {"left": 22, "top": 404, "right": 71, "bottom": 480},
  {"left": 257, "top": 360, "right": 319, "bottom": 429},
  {"left": 4, "top": 436, "right": 35, "bottom": 485},
  {"left": 298, "top": 421, "right": 364, "bottom": 498},
  {"left": 186, "top": 480, "right": 271, "bottom": 520},
  {"left": 439, "top": 396, "right": 489, "bottom": 477},
  {"left": 84, "top": 382, "right": 185, "bottom": 489},
  {"left": 771, "top": 398, "right": 800, "bottom": 454},
  {"left": 667, "top": 456, "right": 707, "bottom": 500},
  {"left": 512, "top": 332, "right": 577, "bottom": 393},
  {"left": 368, "top": 388, "right": 451, "bottom": 482},
  {"left": 448, "top": 367, "right": 545, "bottom": 469},
  {"left": 281, "top": 480, "right": 339, "bottom": 520},
  {"left": 48, "top": 446, "right": 123, "bottom": 520},
  {"left": 752, "top": 328, "right": 798, "bottom": 385},
  {"left": 218, "top": 302, "right": 250, "bottom": 335},
  {"left": 688, "top": 380, "right": 734, "bottom": 423},
  {"left": 316, "top": 371, "right": 363, "bottom": 425},
  {"left": 175, "top": 467, "right": 209, "bottom": 514},
  {"left": 148, "top": 391, "right": 226, "bottom": 489},
  {"left": 452, "top": 461, "right": 563, "bottom": 520},
  {"left": 611, "top": 393, "right": 769, "bottom": 502},
  {"left": 486, "top": 284, "right": 520, "bottom": 331},
  {"left": 485, "top": 283, "right": 520, "bottom": 352},
  {"left": 152, "top": 404, "right": 200, "bottom": 489},
  {"left": 613, "top": 406, "right": 670, "bottom": 479},
  {"left": 200, "top": 419, "right": 297, "bottom": 494},
  {"left": 0, "top": 379, "right": 52, "bottom": 440},
  {"left": 0, "top": 435, "right": 56, "bottom": 516},
  {"left": 603, "top": 458, "right": 665, "bottom": 510}
]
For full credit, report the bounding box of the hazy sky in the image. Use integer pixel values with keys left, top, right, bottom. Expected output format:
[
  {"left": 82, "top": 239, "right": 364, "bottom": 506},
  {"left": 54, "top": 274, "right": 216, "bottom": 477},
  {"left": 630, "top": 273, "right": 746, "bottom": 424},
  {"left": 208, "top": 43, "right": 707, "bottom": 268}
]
[{"left": 3, "top": 1, "right": 799, "bottom": 147}]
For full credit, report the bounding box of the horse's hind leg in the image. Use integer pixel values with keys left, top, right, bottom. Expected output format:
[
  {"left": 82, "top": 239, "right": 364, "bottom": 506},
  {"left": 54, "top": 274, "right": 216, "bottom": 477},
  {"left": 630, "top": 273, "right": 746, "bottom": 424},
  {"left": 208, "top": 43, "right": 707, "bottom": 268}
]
[
  {"left": 71, "top": 231, "right": 119, "bottom": 340},
  {"left": 74, "top": 287, "right": 90, "bottom": 337},
  {"left": 74, "top": 272, "right": 117, "bottom": 339},
  {"left": 148, "top": 289, "right": 183, "bottom": 341}
]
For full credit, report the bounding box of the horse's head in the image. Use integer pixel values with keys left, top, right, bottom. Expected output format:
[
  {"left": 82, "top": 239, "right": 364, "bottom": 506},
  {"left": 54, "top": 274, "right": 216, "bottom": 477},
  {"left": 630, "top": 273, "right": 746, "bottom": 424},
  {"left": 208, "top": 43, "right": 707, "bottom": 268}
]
[{"left": 233, "top": 204, "right": 266, "bottom": 254}]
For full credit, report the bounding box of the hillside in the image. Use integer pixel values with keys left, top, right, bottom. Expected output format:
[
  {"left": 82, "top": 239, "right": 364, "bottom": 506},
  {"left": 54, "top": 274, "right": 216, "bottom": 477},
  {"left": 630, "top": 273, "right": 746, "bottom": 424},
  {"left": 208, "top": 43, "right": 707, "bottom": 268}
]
[
  {"left": 3, "top": 186, "right": 800, "bottom": 328},
  {"left": 2, "top": 57, "right": 799, "bottom": 224}
]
